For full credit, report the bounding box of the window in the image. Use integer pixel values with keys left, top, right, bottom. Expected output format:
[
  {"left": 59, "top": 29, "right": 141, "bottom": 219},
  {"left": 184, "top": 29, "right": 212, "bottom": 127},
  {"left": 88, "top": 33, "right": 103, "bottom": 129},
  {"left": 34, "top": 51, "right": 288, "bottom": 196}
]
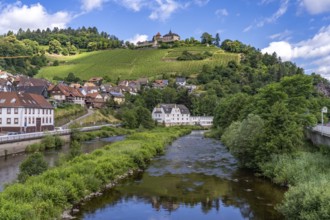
[
  {"left": 50, "top": 117, "right": 52, "bottom": 123},
  {"left": 14, "top": 108, "right": 18, "bottom": 114},
  {"left": 0, "top": 108, "right": 1, "bottom": 114},
  {"left": 25, "top": 108, "right": 27, "bottom": 114},
  {"left": 46, "top": 117, "right": 48, "bottom": 123},
  {"left": 29, "top": 108, "right": 31, "bottom": 114},
  {"left": 42, "top": 118, "right": 44, "bottom": 123},
  {"left": 0, "top": 118, "right": 2, "bottom": 124},
  {"left": 32, "top": 118, "right": 35, "bottom": 124},
  {"left": 42, "top": 109, "right": 44, "bottom": 114},
  {"left": 38, "top": 109, "right": 40, "bottom": 114},
  {"left": 7, "top": 118, "right": 11, "bottom": 124},
  {"left": 29, "top": 118, "right": 31, "bottom": 124},
  {"left": 7, "top": 108, "right": 11, "bottom": 114},
  {"left": 14, "top": 118, "right": 18, "bottom": 124},
  {"left": 33, "top": 109, "right": 35, "bottom": 114}
]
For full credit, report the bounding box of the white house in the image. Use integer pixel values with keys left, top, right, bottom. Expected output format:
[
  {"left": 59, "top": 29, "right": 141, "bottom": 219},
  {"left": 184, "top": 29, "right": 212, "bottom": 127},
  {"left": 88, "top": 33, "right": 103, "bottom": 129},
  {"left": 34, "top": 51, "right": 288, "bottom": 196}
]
[
  {"left": 0, "top": 92, "right": 54, "bottom": 133},
  {"left": 152, "top": 104, "right": 213, "bottom": 127}
]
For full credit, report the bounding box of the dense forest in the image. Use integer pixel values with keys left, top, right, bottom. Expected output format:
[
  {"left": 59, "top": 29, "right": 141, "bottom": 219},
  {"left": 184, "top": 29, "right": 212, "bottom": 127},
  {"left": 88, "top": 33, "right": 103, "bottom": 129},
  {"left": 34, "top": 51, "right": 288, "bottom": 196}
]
[{"left": 14, "top": 26, "right": 122, "bottom": 51}]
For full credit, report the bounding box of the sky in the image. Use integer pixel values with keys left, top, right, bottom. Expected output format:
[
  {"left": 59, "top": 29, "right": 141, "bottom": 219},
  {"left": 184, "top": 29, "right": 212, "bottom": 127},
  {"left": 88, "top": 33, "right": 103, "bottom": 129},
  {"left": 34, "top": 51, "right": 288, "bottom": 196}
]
[{"left": 0, "top": 0, "right": 330, "bottom": 79}]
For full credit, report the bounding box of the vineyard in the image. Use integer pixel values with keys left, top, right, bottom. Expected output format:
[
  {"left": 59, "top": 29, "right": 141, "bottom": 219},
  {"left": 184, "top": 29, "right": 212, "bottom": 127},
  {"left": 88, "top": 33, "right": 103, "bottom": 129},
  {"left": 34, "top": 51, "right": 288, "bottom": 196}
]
[{"left": 37, "top": 46, "right": 240, "bottom": 81}]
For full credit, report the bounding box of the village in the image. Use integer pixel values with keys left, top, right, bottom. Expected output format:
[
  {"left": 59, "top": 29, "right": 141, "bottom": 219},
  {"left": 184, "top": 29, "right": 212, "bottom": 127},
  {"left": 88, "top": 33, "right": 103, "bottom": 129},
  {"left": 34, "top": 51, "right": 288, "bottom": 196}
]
[{"left": 0, "top": 69, "right": 213, "bottom": 135}]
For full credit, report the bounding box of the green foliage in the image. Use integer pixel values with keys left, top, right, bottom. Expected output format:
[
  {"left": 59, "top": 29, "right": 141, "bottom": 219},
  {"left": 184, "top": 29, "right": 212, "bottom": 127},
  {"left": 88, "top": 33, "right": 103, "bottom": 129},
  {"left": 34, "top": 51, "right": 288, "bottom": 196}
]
[
  {"left": 0, "top": 127, "right": 191, "bottom": 219},
  {"left": 25, "top": 135, "right": 64, "bottom": 153},
  {"left": 200, "top": 32, "right": 214, "bottom": 45},
  {"left": 48, "top": 39, "right": 62, "bottom": 54},
  {"left": 18, "top": 153, "right": 48, "bottom": 183},
  {"left": 121, "top": 106, "right": 154, "bottom": 129},
  {"left": 16, "top": 26, "right": 122, "bottom": 50},
  {"left": 55, "top": 104, "right": 86, "bottom": 126},
  {"left": 222, "top": 114, "right": 264, "bottom": 168},
  {"left": 68, "top": 140, "right": 82, "bottom": 160},
  {"left": 0, "top": 35, "right": 43, "bottom": 75},
  {"left": 177, "top": 50, "right": 212, "bottom": 61},
  {"left": 259, "top": 152, "right": 330, "bottom": 219},
  {"left": 36, "top": 47, "right": 240, "bottom": 81},
  {"left": 213, "top": 93, "right": 251, "bottom": 134}
]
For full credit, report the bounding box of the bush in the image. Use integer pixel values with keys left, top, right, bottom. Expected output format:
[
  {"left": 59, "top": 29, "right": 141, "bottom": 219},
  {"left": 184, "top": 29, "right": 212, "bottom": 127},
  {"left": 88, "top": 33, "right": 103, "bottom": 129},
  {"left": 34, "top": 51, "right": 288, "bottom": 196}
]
[
  {"left": 259, "top": 152, "right": 330, "bottom": 219},
  {"left": 18, "top": 153, "right": 48, "bottom": 183}
]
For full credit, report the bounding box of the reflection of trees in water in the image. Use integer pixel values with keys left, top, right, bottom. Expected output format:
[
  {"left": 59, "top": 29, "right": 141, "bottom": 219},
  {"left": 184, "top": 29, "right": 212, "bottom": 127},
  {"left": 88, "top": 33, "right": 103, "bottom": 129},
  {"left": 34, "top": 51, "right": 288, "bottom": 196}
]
[
  {"left": 222, "top": 169, "right": 285, "bottom": 220},
  {"left": 76, "top": 171, "right": 284, "bottom": 220}
]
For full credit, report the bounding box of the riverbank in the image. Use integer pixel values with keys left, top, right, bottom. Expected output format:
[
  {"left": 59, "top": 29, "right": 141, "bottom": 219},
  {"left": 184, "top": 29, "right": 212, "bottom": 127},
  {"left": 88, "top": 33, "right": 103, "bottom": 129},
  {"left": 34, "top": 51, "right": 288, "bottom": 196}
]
[{"left": 0, "top": 127, "right": 192, "bottom": 219}]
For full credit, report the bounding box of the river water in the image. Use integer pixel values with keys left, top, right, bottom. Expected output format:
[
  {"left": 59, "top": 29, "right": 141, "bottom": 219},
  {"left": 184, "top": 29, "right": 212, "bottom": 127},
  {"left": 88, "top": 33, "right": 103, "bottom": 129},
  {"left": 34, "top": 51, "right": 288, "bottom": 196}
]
[
  {"left": 75, "top": 131, "right": 285, "bottom": 220},
  {"left": 0, "top": 135, "right": 125, "bottom": 191}
]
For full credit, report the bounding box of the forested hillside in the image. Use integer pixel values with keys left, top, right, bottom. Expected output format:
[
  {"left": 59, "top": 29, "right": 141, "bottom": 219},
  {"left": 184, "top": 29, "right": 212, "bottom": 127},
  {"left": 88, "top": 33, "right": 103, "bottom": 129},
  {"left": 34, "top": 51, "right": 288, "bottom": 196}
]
[
  {"left": 0, "top": 35, "right": 47, "bottom": 75},
  {"left": 14, "top": 26, "right": 122, "bottom": 51}
]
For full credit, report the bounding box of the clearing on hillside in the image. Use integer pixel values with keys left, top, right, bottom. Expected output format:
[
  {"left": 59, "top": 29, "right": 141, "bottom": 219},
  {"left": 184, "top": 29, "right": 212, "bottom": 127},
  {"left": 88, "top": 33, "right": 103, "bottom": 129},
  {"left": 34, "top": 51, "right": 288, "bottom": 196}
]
[{"left": 37, "top": 46, "right": 240, "bottom": 81}]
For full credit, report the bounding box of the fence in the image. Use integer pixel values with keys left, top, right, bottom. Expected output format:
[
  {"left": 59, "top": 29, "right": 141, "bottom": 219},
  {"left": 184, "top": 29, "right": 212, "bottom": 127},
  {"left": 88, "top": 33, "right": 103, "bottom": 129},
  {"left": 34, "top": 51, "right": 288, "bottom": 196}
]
[{"left": 0, "top": 124, "right": 117, "bottom": 144}]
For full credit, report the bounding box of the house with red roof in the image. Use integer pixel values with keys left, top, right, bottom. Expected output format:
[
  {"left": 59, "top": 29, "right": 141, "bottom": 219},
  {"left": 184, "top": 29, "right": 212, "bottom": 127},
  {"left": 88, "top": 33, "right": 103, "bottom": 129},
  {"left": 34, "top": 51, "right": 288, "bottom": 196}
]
[{"left": 0, "top": 92, "right": 54, "bottom": 133}]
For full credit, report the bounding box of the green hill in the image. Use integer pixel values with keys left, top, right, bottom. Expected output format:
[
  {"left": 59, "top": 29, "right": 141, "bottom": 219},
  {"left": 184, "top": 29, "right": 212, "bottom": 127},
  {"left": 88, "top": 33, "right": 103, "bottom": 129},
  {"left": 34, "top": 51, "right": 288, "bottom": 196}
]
[{"left": 36, "top": 46, "right": 240, "bottom": 81}]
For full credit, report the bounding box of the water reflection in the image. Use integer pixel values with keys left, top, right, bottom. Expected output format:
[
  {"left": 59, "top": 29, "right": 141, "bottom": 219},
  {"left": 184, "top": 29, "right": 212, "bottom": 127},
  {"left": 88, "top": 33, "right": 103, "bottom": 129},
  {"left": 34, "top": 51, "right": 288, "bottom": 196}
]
[
  {"left": 0, "top": 135, "right": 125, "bottom": 191},
  {"left": 77, "top": 131, "right": 285, "bottom": 220}
]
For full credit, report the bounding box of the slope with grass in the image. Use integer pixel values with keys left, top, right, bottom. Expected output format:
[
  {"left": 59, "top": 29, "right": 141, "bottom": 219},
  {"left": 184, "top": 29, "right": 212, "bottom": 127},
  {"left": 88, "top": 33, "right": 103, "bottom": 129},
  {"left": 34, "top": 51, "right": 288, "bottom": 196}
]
[{"left": 37, "top": 46, "right": 240, "bottom": 81}]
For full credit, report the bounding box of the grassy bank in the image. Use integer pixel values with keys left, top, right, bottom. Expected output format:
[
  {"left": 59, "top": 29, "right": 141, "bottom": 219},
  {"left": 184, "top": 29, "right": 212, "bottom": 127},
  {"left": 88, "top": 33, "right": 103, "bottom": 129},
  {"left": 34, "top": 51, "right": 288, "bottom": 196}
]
[
  {"left": 55, "top": 104, "right": 87, "bottom": 127},
  {"left": 76, "top": 110, "right": 120, "bottom": 127},
  {"left": 260, "top": 151, "right": 330, "bottom": 219},
  {"left": 37, "top": 47, "right": 240, "bottom": 81},
  {"left": 0, "top": 127, "right": 191, "bottom": 219}
]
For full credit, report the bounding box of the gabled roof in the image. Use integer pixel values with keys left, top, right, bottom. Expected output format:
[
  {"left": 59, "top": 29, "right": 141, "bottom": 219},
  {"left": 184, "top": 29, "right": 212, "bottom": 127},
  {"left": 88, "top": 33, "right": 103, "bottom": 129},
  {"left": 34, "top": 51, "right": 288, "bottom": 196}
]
[
  {"left": 16, "top": 76, "right": 50, "bottom": 87},
  {"left": 17, "top": 86, "right": 47, "bottom": 95},
  {"left": 0, "top": 92, "right": 53, "bottom": 108},
  {"left": 163, "top": 30, "right": 180, "bottom": 37},
  {"left": 51, "top": 84, "right": 84, "bottom": 97},
  {"left": 110, "top": 92, "right": 125, "bottom": 98},
  {"left": 176, "top": 77, "right": 186, "bottom": 83},
  {"left": 157, "top": 104, "right": 190, "bottom": 114}
]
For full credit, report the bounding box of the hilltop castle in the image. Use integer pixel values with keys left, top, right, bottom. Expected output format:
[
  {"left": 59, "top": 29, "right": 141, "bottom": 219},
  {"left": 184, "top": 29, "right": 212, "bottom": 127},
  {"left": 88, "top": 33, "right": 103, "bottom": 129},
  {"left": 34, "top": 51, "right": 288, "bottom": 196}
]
[{"left": 137, "top": 30, "right": 180, "bottom": 48}]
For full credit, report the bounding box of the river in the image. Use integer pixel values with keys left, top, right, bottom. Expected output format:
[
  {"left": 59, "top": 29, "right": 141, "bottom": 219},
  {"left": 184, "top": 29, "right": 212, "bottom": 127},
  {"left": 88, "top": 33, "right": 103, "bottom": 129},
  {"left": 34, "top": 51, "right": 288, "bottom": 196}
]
[
  {"left": 75, "top": 131, "right": 285, "bottom": 220},
  {"left": 0, "top": 135, "right": 125, "bottom": 191}
]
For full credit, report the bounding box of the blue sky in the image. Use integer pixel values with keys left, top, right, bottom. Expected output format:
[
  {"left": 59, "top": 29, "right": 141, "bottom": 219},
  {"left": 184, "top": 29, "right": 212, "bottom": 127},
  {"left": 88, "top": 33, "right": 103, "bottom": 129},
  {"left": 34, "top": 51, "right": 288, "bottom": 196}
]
[{"left": 0, "top": 0, "right": 330, "bottom": 78}]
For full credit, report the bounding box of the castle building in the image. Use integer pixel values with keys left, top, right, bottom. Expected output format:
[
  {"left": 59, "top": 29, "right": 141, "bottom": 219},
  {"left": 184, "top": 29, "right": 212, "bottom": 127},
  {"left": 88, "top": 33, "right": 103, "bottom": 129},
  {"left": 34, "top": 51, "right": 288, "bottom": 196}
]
[{"left": 137, "top": 30, "right": 180, "bottom": 47}]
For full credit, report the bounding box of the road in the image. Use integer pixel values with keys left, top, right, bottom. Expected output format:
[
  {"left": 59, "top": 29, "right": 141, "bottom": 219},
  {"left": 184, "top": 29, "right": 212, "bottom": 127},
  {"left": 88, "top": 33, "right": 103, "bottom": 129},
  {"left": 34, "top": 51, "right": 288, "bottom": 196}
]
[{"left": 62, "top": 109, "right": 94, "bottom": 129}]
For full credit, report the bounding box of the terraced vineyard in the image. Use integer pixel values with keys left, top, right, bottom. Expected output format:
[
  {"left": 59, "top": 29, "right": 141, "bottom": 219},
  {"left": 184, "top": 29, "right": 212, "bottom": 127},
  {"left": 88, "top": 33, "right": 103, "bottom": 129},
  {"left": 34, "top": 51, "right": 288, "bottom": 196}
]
[{"left": 37, "top": 46, "right": 240, "bottom": 81}]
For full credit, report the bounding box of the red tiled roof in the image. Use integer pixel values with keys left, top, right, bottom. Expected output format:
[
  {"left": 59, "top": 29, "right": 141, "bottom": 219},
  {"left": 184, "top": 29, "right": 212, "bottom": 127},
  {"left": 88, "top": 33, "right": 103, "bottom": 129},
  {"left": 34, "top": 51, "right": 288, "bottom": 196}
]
[
  {"left": 0, "top": 92, "right": 53, "bottom": 108},
  {"left": 52, "top": 84, "right": 84, "bottom": 97}
]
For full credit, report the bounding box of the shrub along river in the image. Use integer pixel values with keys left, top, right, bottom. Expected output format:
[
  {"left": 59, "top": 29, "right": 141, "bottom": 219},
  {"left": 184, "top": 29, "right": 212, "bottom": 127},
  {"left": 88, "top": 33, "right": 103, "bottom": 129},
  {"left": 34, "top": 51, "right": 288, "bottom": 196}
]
[
  {"left": 0, "top": 135, "right": 125, "bottom": 191},
  {"left": 74, "top": 131, "right": 285, "bottom": 220}
]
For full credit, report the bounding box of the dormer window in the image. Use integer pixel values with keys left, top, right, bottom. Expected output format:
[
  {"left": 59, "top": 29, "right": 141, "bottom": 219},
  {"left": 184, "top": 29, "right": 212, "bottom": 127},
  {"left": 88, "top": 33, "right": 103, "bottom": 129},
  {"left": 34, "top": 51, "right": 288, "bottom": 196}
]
[{"left": 10, "top": 98, "right": 16, "bottom": 103}]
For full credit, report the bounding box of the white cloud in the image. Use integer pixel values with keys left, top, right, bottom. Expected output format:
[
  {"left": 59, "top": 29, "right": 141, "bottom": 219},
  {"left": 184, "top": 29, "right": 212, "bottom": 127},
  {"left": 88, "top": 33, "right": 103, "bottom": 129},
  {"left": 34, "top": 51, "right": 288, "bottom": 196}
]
[
  {"left": 269, "top": 29, "right": 292, "bottom": 41},
  {"left": 81, "top": 0, "right": 108, "bottom": 12},
  {"left": 243, "top": 25, "right": 253, "bottom": 32},
  {"left": 299, "top": 0, "right": 330, "bottom": 14},
  {"left": 215, "top": 8, "right": 229, "bottom": 17},
  {"left": 113, "top": 0, "right": 147, "bottom": 12},
  {"left": 257, "top": 0, "right": 288, "bottom": 27},
  {"left": 194, "top": 0, "right": 209, "bottom": 6},
  {"left": 0, "top": 2, "right": 71, "bottom": 34},
  {"left": 149, "top": 0, "right": 182, "bottom": 21},
  {"left": 126, "top": 34, "right": 148, "bottom": 44},
  {"left": 262, "top": 25, "right": 330, "bottom": 78},
  {"left": 261, "top": 41, "right": 293, "bottom": 61}
]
